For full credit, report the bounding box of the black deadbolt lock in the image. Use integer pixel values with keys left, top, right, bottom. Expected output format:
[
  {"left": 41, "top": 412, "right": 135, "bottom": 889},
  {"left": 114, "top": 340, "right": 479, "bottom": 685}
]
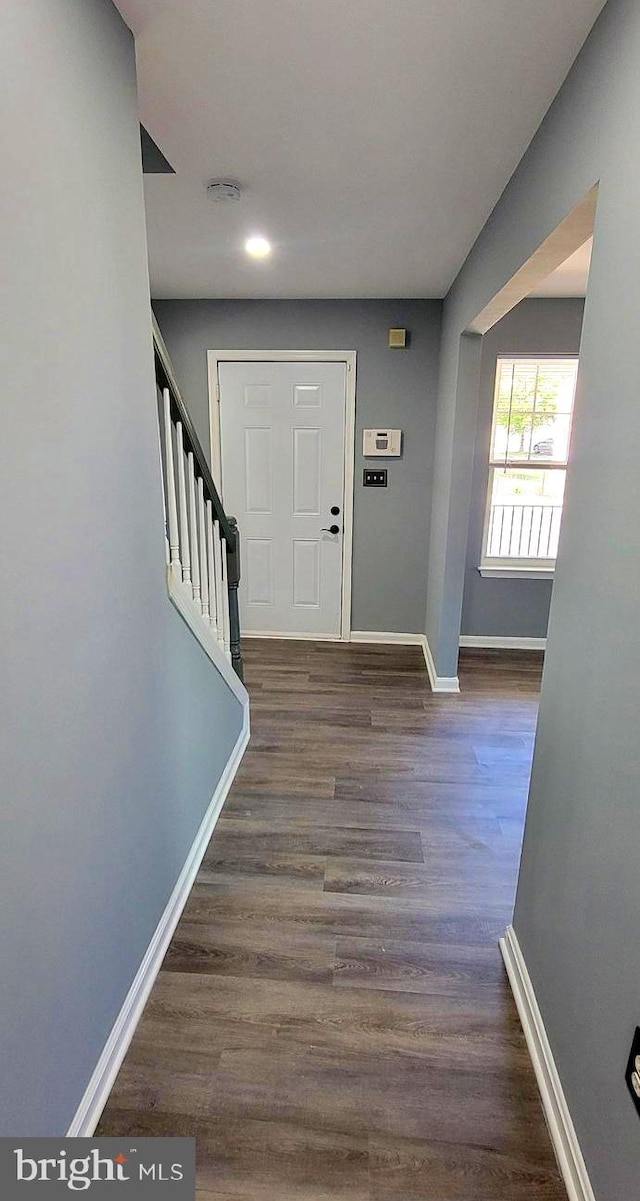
[{"left": 330, "top": 506, "right": 340, "bottom": 516}]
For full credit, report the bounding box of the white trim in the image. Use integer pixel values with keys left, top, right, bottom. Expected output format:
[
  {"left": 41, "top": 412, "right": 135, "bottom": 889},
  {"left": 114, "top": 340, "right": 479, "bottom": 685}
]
[
  {"left": 350, "top": 631, "right": 425, "bottom": 646},
  {"left": 244, "top": 631, "right": 423, "bottom": 644},
  {"left": 207, "top": 349, "right": 357, "bottom": 643},
  {"left": 245, "top": 630, "right": 423, "bottom": 644},
  {"left": 500, "top": 926, "right": 595, "bottom": 1201},
  {"left": 241, "top": 630, "right": 338, "bottom": 641},
  {"left": 421, "top": 635, "right": 460, "bottom": 693},
  {"left": 480, "top": 355, "right": 577, "bottom": 576},
  {"left": 479, "top": 564, "right": 555, "bottom": 580},
  {"left": 167, "top": 566, "right": 249, "bottom": 706},
  {"left": 460, "top": 635, "right": 547, "bottom": 650},
  {"left": 67, "top": 703, "right": 250, "bottom": 1137}
]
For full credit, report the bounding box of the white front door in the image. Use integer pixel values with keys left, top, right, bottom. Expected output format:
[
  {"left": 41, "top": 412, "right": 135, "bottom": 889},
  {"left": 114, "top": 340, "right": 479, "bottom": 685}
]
[{"left": 218, "top": 360, "right": 348, "bottom": 637}]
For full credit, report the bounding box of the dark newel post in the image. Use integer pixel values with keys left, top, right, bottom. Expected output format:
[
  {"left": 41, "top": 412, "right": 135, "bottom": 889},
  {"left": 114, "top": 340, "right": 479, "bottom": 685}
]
[{"left": 226, "top": 517, "right": 244, "bottom": 681}]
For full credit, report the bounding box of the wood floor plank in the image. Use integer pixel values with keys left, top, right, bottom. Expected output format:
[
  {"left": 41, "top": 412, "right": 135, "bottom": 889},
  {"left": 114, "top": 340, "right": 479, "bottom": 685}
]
[
  {"left": 222, "top": 794, "right": 525, "bottom": 836},
  {"left": 369, "top": 1133, "right": 564, "bottom": 1200},
  {"left": 97, "top": 1109, "right": 199, "bottom": 1139},
  {"left": 163, "top": 921, "right": 337, "bottom": 982},
  {"left": 333, "top": 936, "right": 507, "bottom": 997},
  {"left": 179, "top": 879, "right": 510, "bottom": 936},
  {"left": 196, "top": 1043, "right": 548, "bottom": 1150},
  {"left": 198, "top": 848, "right": 326, "bottom": 891},
  {"left": 136, "top": 970, "right": 520, "bottom": 1063},
  {"left": 211, "top": 822, "right": 424, "bottom": 863},
  {"left": 96, "top": 1043, "right": 221, "bottom": 1119},
  {"left": 195, "top": 1117, "right": 370, "bottom": 1201},
  {"left": 98, "top": 641, "right": 566, "bottom": 1200},
  {"left": 323, "top": 856, "right": 517, "bottom": 901}
]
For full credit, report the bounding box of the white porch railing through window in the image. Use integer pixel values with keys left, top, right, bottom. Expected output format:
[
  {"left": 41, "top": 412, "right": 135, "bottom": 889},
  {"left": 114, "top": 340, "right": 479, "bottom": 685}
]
[{"left": 486, "top": 503, "right": 563, "bottom": 561}]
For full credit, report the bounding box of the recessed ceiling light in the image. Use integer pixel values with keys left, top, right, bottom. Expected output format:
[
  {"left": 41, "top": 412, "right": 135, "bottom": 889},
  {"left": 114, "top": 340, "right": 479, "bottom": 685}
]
[{"left": 245, "top": 235, "right": 272, "bottom": 259}]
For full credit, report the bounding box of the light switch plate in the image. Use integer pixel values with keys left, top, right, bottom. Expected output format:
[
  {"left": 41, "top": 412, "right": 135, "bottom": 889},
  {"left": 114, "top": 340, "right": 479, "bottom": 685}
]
[
  {"left": 363, "top": 428, "right": 402, "bottom": 457},
  {"left": 363, "top": 469, "right": 387, "bottom": 487}
]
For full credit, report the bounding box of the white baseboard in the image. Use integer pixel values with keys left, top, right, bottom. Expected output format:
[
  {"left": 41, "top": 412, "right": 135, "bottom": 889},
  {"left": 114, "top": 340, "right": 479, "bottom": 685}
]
[
  {"left": 241, "top": 631, "right": 338, "bottom": 641},
  {"left": 420, "top": 635, "right": 460, "bottom": 693},
  {"left": 67, "top": 704, "right": 250, "bottom": 1137},
  {"left": 350, "top": 631, "right": 424, "bottom": 645},
  {"left": 351, "top": 631, "right": 459, "bottom": 692},
  {"left": 460, "top": 635, "right": 547, "bottom": 650},
  {"left": 500, "top": 926, "right": 595, "bottom": 1201}
]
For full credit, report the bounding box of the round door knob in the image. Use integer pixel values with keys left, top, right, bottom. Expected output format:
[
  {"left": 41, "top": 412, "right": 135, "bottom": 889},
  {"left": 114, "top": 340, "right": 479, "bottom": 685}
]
[
  {"left": 330, "top": 505, "right": 341, "bottom": 516},
  {"left": 321, "top": 524, "right": 340, "bottom": 535}
]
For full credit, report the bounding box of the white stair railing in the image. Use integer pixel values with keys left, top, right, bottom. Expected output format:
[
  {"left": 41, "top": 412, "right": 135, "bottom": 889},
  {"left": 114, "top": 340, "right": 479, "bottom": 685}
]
[
  {"left": 197, "top": 476, "right": 209, "bottom": 623},
  {"left": 211, "top": 507, "right": 225, "bottom": 646},
  {"left": 175, "top": 421, "right": 191, "bottom": 587},
  {"left": 186, "top": 449, "right": 201, "bottom": 609},
  {"left": 155, "top": 326, "right": 243, "bottom": 683},
  {"left": 160, "top": 385, "right": 241, "bottom": 669},
  {"left": 162, "top": 389, "right": 180, "bottom": 578}
]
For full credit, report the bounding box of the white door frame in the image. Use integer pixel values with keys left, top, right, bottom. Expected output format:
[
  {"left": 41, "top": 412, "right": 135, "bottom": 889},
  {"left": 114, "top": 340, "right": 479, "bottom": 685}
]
[{"left": 207, "top": 349, "right": 357, "bottom": 641}]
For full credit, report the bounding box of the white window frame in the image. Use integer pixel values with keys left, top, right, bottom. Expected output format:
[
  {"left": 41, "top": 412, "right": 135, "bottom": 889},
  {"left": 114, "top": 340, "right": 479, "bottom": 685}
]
[{"left": 479, "top": 355, "right": 578, "bottom": 580}]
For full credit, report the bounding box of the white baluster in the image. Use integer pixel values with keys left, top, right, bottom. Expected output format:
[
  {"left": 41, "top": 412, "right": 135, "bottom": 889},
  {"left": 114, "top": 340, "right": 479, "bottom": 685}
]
[
  {"left": 221, "top": 536, "right": 231, "bottom": 659},
  {"left": 212, "top": 519, "right": 225, "bottom": 646},
  {"left": 175, "top": 422, "right": 191, "bottom": 585},
  {"left": 162, "top": 388, "right": 180, "bottom": 579},
  {"left": 206, "top": 500, "right": 218, "bottom": 630},
  {"left": 187, "top": 451, "right": 201, "bottom": 606},
  {"left": 197, "top": 477, "right": 209, "bottom": 621},
  {"left": 156, "top": 389, "right": 170, "bottom": 567}
]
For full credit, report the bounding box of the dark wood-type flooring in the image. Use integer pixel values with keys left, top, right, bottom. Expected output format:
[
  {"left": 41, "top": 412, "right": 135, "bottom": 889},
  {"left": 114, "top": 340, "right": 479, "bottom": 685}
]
[{"left": 98, "top": 640, "right": 566, "bottom": 1200}]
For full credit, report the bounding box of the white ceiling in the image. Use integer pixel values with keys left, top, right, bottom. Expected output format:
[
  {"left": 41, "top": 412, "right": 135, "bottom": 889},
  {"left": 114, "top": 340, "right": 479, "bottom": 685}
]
[
  {"left": 528, "top": 237, "right": 592, "bottom": 298},
  {"left": 115, "top": 0, "right": 606, "bottom": 299}
]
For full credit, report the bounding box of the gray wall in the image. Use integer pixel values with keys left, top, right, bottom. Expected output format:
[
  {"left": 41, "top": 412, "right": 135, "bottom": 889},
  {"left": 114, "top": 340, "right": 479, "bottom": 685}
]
[
  {"left": 426, "top": 0, "right": 640, "bottom": 1195},
  {"left": 0, "top": 0, "right": 243, "bottom": 1135},
  {"left": 153, "top": 300, "right": 441, "bottom": 633},
  {"left": 461, "top": 298, "right": 584, "bottom": 639}
]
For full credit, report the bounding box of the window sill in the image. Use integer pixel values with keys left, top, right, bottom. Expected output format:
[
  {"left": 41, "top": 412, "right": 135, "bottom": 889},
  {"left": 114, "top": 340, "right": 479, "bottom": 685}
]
[{"left": 478, "top": 565, "right": 555, "bottom": 580}]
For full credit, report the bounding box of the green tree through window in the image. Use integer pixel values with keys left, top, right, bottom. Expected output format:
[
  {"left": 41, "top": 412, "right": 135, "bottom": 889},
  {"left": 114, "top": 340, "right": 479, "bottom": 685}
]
[{"left": 495, "top": 364, "right": 560, "bottom": 453}]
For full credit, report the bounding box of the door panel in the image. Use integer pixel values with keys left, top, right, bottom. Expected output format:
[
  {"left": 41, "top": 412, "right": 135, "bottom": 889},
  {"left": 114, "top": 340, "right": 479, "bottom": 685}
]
[
  {"left": 245, "top": 538, "right": 273, "bottom": 606},
  {"left": 244, "top": 428, "right": 272, "bottom": 513},
  {"left": 293, "top": 427, "right": 322, "bottom": 515},
  {"left": 218, "top": 360, "right": 347, "bottom": 636},
  {"left": 293, "top": 539, "right": 321, "bottom": 608},
  {"left": 294, "top": 384, "right": 322, "bottom": 408},
  {"left": 244, "top": 383, "right": 272, "bottom": 408}
]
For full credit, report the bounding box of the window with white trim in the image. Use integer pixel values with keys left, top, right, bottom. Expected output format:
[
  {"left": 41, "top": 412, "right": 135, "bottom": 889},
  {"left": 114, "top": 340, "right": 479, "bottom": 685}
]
[{"left": 480, "top": 357, "right": 578, "bottom": 576}]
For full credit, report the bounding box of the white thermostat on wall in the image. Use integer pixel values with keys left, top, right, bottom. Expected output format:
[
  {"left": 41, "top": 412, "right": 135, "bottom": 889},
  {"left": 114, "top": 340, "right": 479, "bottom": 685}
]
[{"left": 363, "top": 428, "right": 402, "bottom": 457}]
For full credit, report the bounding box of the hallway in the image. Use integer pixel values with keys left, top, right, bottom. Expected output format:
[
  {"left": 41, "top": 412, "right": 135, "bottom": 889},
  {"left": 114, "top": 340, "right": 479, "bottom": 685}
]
[{"left": 98, "top": 641, "right": 565, "bottom": 1199}]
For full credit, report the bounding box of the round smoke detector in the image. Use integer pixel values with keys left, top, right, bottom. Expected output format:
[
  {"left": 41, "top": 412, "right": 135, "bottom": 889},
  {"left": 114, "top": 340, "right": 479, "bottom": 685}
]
[{"left": 206, "top": 180, "right": 242, "bottom": 202}]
